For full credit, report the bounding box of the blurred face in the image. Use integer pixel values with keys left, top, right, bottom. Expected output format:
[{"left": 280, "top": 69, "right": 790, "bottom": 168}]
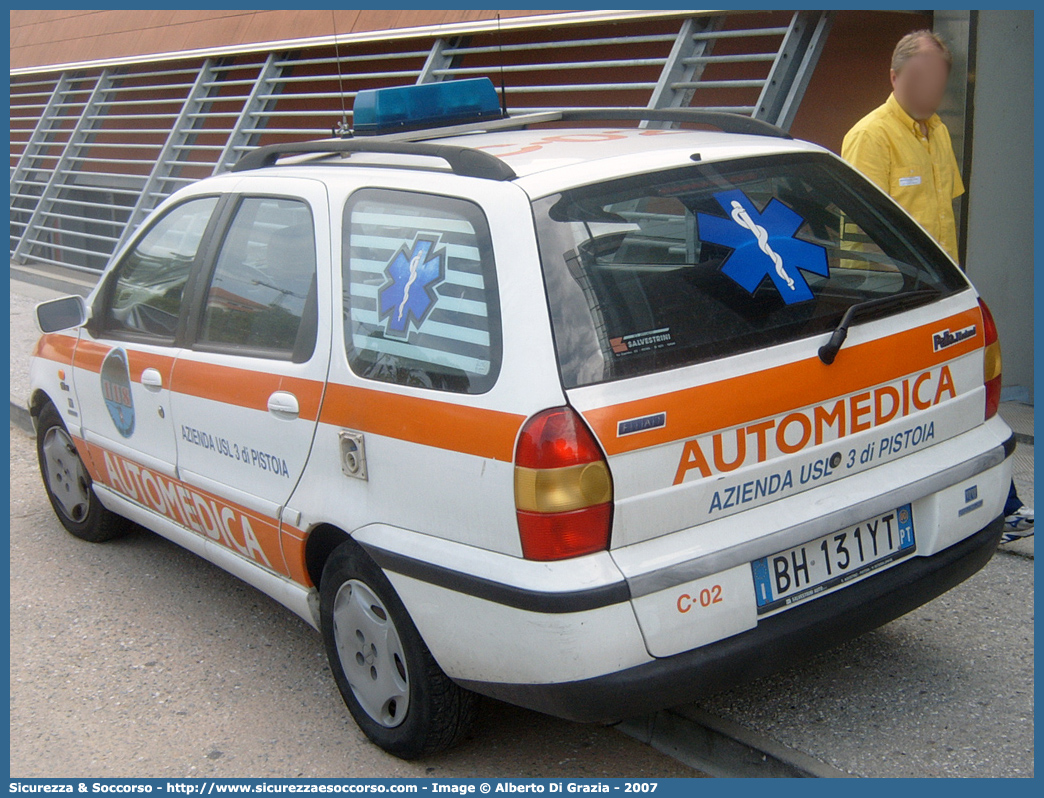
[{"left": 890, "top": 43, "right": 950, "bottom": 121}]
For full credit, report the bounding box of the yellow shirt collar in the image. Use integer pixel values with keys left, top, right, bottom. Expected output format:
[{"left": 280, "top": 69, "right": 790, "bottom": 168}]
[{"left": 886, "top": 92, "right": 941, "bottom": 135}]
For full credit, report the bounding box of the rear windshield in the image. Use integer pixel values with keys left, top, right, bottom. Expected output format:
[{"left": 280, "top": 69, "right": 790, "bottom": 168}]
[{"left": 533, "top": 153, "right": 969, "bottom": 389}]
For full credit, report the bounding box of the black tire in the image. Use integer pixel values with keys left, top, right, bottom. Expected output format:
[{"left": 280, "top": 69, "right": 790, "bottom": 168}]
[
  {"left": 319, "top": 539, "right": 478, "bottom": 759},
  {"left": 36, "top": 402, "right": 131, "bottom": 543}
]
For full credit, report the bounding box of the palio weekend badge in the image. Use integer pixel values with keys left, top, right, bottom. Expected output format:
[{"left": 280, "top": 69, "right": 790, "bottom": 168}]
[
  {"left": 933, "top": 324, "right": 976, "bottom": 352},
  {"left": 698, "top": 189, "right": 829, "bottom": 304},
  {"left": 378, "top": 233, "right": 446, "bottom": 338},
  {"left": 100, "top": 347, "right": 134, "bottom": 438}
]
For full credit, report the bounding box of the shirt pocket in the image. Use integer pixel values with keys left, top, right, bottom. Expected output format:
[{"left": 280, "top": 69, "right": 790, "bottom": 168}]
[{"left": 889, "top": 164, "right": 927, "bottom": 210}]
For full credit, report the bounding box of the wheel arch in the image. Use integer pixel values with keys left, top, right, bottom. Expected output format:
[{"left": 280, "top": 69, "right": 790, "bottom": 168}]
[
  {"left": 304, "top": 522, "right": 354, "bottom": 590},
  {"left": 29, "top": 388, "right": 56, "bottom": 421}
]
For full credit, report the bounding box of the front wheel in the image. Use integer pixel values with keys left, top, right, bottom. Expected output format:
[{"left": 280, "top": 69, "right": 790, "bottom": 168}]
[
  {"left": 36, "top": 402, "right": 131, "bottom": 543},
  {"left": 319, "top": 540, "right": 477, "bottom": 759}
]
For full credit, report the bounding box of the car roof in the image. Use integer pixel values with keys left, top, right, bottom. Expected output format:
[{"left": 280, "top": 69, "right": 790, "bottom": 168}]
[
  {"left": 433, "top": 127, "right": 820, "bottom": 175},
  {"left": 227, "top": 126, "right": 831, "bottom": 199},
  {"left": 434, "top": 127, "right": 828, "bottom": 195}
]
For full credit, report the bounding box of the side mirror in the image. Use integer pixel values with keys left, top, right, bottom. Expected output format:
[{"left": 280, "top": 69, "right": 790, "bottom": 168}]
[{"left": 35, "top": 295, "right": 88, "bottom": 334}]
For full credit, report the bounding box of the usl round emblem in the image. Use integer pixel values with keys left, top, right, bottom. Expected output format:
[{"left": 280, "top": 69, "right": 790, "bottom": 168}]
[{"left": 100, "top": 348, "right": 135, "bottom": 438}]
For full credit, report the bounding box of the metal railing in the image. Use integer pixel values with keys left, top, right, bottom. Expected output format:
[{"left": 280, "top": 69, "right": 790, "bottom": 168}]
[{"left": 9, "top": 11, "right": 832, "bottom": 271}]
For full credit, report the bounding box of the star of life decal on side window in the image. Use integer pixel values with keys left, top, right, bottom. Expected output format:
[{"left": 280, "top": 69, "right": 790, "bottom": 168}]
[
  {"left": 697, "top": 189, "right": 829, "bottom": 304},
  {"left": 378, "top": 234, "right": 446, "bottom": 338}
]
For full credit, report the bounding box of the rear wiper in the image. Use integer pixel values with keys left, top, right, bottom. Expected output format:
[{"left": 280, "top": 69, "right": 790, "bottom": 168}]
[{"left": 818, "top": 290, "right": 937, "bottom": 365}]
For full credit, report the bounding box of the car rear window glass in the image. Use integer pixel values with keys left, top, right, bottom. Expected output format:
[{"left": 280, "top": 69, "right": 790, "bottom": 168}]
[
  {"left": 533, "top": 153, "right": 969, "bottom": 389},
  {"left": 343, "top": 188, "right": 502, "bottom": 394}
]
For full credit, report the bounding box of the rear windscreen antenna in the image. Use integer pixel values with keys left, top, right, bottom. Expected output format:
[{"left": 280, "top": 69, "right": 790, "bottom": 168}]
[
  {"left": 332, "top": 10, "right": 349, "bottom": 138},
  {"left": 496, "top": 12, "right": 508, "bottom": 116}
]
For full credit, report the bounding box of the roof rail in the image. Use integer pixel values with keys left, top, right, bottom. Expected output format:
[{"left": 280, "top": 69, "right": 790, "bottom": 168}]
[
  {"left": 558, "top": 108, "right": 790, "bottom": 138},
  {"left": 230, "top": 139, "right": 517, "bottom": 180}
]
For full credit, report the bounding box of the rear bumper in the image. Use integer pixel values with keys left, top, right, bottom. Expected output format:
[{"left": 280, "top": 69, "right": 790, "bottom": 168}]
[{"left": 456, "top": 513, "right": 1003, "bottom": 722}]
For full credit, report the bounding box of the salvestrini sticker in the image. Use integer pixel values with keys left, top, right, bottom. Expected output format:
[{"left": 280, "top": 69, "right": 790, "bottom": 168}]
[{"left": 609, "top": 327, "right": 674, "bottom": 357}]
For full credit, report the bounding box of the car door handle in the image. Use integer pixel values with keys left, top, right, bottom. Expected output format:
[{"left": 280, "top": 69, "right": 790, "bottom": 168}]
[
  {"left": 267, "top": 391, "right": 300, "bottom": 419},
  {"left": 141, "top": 367, "right": 163, "bottom": 391}
]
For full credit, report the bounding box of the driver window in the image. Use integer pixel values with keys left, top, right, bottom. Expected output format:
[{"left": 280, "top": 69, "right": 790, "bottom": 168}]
[{"left": 101, "top": 196, "right": 218, "bottom": 341}]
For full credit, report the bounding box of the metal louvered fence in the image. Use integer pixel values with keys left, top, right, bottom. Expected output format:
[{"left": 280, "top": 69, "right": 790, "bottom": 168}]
[{"left": 10, "top": 10, "right": 832, "bottom": 272}]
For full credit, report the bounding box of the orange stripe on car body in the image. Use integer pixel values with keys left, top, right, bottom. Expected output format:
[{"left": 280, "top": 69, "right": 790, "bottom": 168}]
[
  {"left": 124, "top": 349, "right": 177, "bottom": 382},
  {"left": 72, "top": 339, "right": 111, "bottom": 374},
  {"left": 33, "top": 333, "right": 77, "bottom": 366},
  {"left": 320, "top": 383, "right": 526, "bottom": 462},
  {"left": 279, "top": 524, "right": 312, "bottom": 588},
  {"left": 583, "top": 308, "right": 984, "bottom": 456},
  {"left": 85, "top": 441, "right": 292, "bottom": 580},
  {"left": 64, "top": 340, "right": 516, "bottom": 460},
  {"left": 47, "top": 310, "right": 980, "bottom": 466},
  {"left": 169, "top": 360, "right": 326, "bottom": 422}
]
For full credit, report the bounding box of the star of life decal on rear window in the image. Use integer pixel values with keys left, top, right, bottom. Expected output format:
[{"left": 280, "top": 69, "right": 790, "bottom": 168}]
[{"left": 697, "top": 189, "right": 829, "bottom": 304}]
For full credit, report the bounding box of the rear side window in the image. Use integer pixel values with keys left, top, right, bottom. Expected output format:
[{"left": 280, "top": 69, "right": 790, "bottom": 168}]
[
  {"left": 533, "top": 153, "right": 969, "bottom": 388},
  {"left": 197, "top": 197, "right": 318, "bottom": 362},
  {"left": 101, "top": 196, "right": 218, "bottom": 341},
  {"left": 343, "top": 189, "right": 501, "bottom": 393}
]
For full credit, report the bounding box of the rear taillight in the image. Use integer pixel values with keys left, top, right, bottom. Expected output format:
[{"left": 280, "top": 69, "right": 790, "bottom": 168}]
[
  {"left": 514, "top": 407, "right": 613, "bottom": 561},
  {"left": 979, "top": 298, "right": 1002, "bottom": 419}
]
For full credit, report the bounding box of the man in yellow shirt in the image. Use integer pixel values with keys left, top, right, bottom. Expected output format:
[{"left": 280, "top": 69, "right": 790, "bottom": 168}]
[
  {"left": 843, "top": 29, "right": 1033, "bottom": 540},
  {"left": 841, "top": 30, "right": 964, "bottom": 262}
]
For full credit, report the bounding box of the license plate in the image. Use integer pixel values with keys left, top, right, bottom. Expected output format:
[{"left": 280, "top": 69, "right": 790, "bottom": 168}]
[{"left": 751, "top": 504, "right": 916, "bottom": 615}]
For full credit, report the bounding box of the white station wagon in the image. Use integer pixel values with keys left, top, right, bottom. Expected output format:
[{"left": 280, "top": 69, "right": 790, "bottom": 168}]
[{"left": 30, "top": 79, "right": 1014, "bottom": 758}]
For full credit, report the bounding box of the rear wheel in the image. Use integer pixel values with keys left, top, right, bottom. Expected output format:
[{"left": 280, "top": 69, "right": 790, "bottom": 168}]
[
  {"left": 36, "top": 402, "right": 130, "bottom": 543},
  {"left": 319, "top": 540, "right": 477, "bottom": 759}
]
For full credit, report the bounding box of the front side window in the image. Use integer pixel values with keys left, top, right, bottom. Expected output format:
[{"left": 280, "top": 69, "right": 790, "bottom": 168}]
[
  {"left": 197, "top": 197, "right": 318, "bottom": 362},
  {"left": 534, "top": 153, "right": 969, "bottom": 388},
  {"left": 343, "top": 189, "right": 501, "bottom": 394},
  {"left": 101, "top": 196, "right": 218, "bottom": 341}
]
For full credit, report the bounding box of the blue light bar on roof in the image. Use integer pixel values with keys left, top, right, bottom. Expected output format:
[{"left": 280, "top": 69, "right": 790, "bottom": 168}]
[{"left": 352, "top": 78, "right": 504, "bottom": 136}]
